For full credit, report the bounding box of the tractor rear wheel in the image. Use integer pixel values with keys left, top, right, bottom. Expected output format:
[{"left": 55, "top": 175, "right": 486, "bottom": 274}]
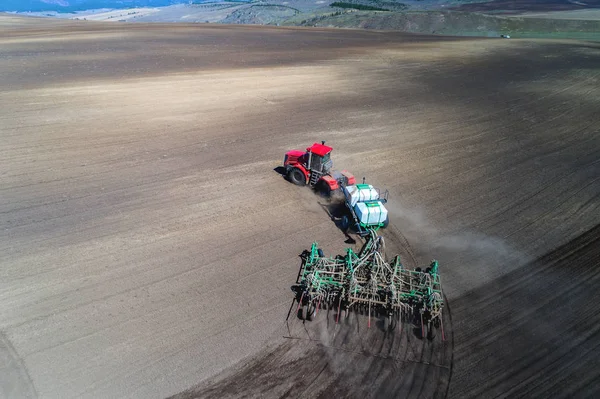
[
  {"left": 288, "top": 167, "right": 306, "bottom": 186},
  {"left": 316, "top": 180, "right": 331, "bottom": 197}
]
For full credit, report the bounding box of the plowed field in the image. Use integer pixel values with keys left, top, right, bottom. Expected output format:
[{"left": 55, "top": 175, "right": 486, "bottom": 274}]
[{"left": 1, "top": 14, "right": 599, "bottom": 399}]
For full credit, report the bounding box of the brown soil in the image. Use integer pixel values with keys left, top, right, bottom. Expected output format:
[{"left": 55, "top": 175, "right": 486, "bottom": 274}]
[{"left": 1, "top": 14, "right": 599, "bottom": 399}]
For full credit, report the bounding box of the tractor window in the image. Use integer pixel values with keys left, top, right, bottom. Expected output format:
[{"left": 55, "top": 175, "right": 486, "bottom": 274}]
[{"left": 310, "top": 152, "right": 331, "bottom": 172}]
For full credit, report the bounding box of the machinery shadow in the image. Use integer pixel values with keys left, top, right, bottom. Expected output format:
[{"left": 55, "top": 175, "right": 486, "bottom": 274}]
[
  {"left": 273, "top": 166, "right": 286, "bottom": 177},
  {"left": 318, "top": 201, "right": 356, "bottom": 244},
  {"left": 275, "top": 165, "right": 356, "bottom": 244}
]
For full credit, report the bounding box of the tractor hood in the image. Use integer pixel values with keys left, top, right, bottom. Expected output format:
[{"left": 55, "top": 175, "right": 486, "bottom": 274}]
[{"left": 285, "top": 150, "right": 305, "bottom": 158}]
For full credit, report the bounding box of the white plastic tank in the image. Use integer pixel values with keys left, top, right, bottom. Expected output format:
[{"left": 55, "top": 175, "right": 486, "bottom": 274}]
[
  {"left": 344, "top": 184, "right": 380, "bottom": 207},
  {"left": 354, "top": 201, "right": 388, "bottom": 226}
]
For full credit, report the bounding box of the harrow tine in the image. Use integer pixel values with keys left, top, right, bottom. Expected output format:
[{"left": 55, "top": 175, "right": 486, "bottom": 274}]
[
  {"left": 440, "top": 315, "right": 446, "bottom": 342},
  {"left": 285, "top": 296, "right": 297, "bottom": 322},
  {"left": 316, "top": 297, "right": 321, "bottom": 316},
  {"left": 399, "top": 309, "right": 403, "bottom": 336}
]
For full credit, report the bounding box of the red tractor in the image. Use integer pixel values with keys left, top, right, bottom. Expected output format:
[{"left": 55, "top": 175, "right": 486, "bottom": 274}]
[{"left": 283, "top": 141, "right": 356, "bottom": 194}]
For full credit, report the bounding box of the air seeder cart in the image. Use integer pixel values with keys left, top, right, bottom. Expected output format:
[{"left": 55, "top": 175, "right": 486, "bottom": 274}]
[{"left": 339, "top": 180, "right": 389, "bottom": 236}]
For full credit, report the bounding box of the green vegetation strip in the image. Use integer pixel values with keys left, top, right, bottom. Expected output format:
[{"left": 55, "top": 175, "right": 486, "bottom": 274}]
[{"left": 330, "top": 2, "right": 389, "bottom": 11}]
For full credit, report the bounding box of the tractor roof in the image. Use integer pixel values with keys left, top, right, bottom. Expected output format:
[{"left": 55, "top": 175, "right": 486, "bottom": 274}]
[{"left": 307, "top": 143, "right": 333, "bottom": 157}]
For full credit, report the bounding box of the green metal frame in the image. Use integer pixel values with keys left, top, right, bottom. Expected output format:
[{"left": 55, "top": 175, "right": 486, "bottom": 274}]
[{"left": 295, "top": 230, "right": 444, "bottom": 330}]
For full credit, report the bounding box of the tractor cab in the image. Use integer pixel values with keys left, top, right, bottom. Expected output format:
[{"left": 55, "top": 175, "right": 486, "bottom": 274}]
[{"left": 306, "top": 142, "right": 333, "bottom": 174}]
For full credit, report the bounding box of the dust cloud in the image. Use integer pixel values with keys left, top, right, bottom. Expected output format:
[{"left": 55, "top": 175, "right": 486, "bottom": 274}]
[{"left": 385, "top": 201, "right": 528, "bottom": 298}]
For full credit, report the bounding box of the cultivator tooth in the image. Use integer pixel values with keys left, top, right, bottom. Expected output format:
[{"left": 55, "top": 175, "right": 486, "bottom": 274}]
[{"left": 292, "top": 230, "right": 444, "bottom": 340}]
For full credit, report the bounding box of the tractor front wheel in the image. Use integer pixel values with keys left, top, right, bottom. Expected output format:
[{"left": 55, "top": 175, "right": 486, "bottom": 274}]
[{"left": 288, "top": 167, "right": 306, "bottom": 186}]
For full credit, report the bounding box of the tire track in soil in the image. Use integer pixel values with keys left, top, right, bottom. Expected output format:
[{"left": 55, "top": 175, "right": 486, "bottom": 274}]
[
  {"left": 173, "top": 230, "right": 453, "bottom": 399},
  {"left": 0, "top": 332, "right": 38, "bottom": 399},
  {"left": 384, "top": 222, "right": 419, "bottom": 269}
]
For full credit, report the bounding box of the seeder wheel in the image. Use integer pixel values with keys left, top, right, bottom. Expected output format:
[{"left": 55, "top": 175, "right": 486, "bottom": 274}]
[
  {"left": 426, "top": 319, "right": 439, "bottom": 340},
  {"left": 340, "top": 215, "right": 350, "bottom": 231},
  {"left": 302, "top": 303, "right": 317, "bottom": 321},
  {"left": 384, "top": 313, "right": 397, "bottom": 331}
]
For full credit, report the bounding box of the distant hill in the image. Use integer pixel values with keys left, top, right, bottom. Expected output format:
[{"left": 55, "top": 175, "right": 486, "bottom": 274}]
[
  {"left": 286, "top": 9, "right": 600, "bottom": 40},
  {"left": 454, "top": 0, "right": 600, "bottom": 13},
  {"left": 1, "top": 0, "right": 188, "bottom": 13}
]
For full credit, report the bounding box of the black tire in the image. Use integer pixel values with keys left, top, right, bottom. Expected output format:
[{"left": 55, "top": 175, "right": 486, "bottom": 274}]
[
  {"left": 302, "top": 303, "right": 316, "bottom": 321},
  {"left": 340, "top": 215, "right": 350, "bottom": 231},
  {"left": 302, "top": 305, "right": 309, "bottom": 320},
  {"left": 427, "top": 321, "right": 437, "bottom": 340},
  {"left": 288, "top": 167, "right": 306, "bottom": 186},
  {"left": 343, "top": 308, "right": 350, "bottom": 320},
  {"left": 382, "top": 216, "right": 389, "bottom": 228},
  {"left": 315, "top": 180, "right": 331, "bottom": 197},
  {"left": 309, "top": 303, "right": 317, "bottom": 320},
  {"left": 384, "top": 313, "right": 396, "bottom": 331}
]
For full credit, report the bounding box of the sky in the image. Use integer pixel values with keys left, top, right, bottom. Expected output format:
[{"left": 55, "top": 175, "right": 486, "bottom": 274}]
[{"left": 1, "top": 0, "right": 193, "bottom": 12}]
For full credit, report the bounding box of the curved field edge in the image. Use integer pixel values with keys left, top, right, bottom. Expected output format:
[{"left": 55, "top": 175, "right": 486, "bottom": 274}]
[
  {"left": 0, "top": 333, "right": 37, "bottom": 399},
  {"left": 450, "top": 224, "right": 600, "bottom": 398}
]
